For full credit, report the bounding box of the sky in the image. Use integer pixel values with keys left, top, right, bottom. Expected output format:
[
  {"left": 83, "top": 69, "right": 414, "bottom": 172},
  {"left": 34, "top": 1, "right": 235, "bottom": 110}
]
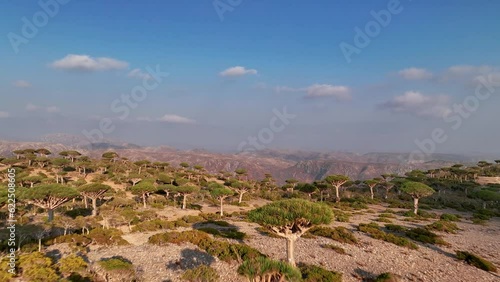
[{"left": 0, "top": 0, "right": 500, "bottom": 154}]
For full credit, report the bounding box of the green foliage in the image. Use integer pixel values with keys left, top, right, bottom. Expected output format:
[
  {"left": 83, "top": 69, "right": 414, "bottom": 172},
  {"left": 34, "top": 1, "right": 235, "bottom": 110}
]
[
  {"left": 456, "top": 251, "right": 497, "bottom": 272},
  {"left": 58, "top": 255, "right": 88, "bottom": 275},
  {"left": 19, "top": 252, "right": 60, "bottom": 282},
  {"left": 426, "top": 220, "right": 460, "bottom": 233},
  {"left": 182, "top": 265, "right": 220, "bottom": 282},
  {"left": 238, "top": 257, "right": 302, "bottom": 282},
  {"left": 98, "top": 257, "right": 134, "bottom": 271},
  {"left": 375, "top": 272, "right": 402, "bottom": 282},
  {"left": 248, "top": 199, "right": 333, "bottom": 228},
  {"left": 19, "top": 184, "right": 78, "bottom": 200},
  {"left": 197, "top": 227, "right": 247, "bottom": 240},
  {"left": 149, "top": 230, "right": 263, "bottom": 262},
  {"left": 358, "top": 223, "right": 418, "bottom": 249},
  {"left": 384, "top": 224, "right": 407, "bottom": 233},
  {"left": 88, "top": 228, "right": 129, "bottom": 246},
  {"left": 130, "top": 181, "right": 159, "bottom": 195},
  {"left": 321, "top": 244, "right": 346, "bottom": 254},
  {"left": 375, "top": 217, "right": 392, "bottom": 223},
  {"left": 299, "top": 263, "right": 343, "bottom": 282},
  {"left": 405, "top": 228, "right": 448, "bottom": 246},
  {"left": 400, "top": 181, "right": 435, "bottom": 198},
  {"left": 307, "top": 226, "right": 358, "bottom": 244},
  {"left": 79, "top": 183, "right": 112, "bottom": 194},
  {"left": 440, "top": 213, "right": 461, "bottom": 221}
]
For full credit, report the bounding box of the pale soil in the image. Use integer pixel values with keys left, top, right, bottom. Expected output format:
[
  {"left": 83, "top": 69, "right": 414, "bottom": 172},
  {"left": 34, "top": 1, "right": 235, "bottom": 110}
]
[{"left": 48, "top": 203, "right": 499, "bottom": 282}]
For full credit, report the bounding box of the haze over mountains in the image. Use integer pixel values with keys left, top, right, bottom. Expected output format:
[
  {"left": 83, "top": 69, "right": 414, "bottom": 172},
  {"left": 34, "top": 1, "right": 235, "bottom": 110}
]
[{"left": 1, "top": 134, "right": 496, "bottom": 184}]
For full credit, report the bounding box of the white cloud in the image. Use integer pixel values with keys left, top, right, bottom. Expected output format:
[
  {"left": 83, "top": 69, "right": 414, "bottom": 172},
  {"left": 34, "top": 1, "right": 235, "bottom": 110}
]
[
  {"left": 46, "top": 106, "right": 60, "bottom": 113},
  {"left": 13, "top": 80, "right": 32, "bottom": 88},
  {"left": 380, "top": 91, "right": 451, "bottom": 119},
  {"left": 50, "top": 54, "right": 129, "bottom": 72},
  {"left": 275, "top": 84, "right": 352, "bottom": 101},
  {"left": 128, "top": 68, "right": 152, "bottom": 80},
  {"left": 305, "top": 84, "right": 352, "bottom": 100},
  {"left": 398, "top": 68, "right": 433, "bottom": 80},
  {"left": 219, "top": 66, "right": 258, "bottom": 77},
  {"left": 447, "top": 65, "right": 494, "bottom": 76},
  {"left": 26, "top": 103, "right": 40, "bottom": 111},
  {"left": 26, "top": 103, "right": 60, "bottom": 113},
  {"left": 158, "top": 114, "right": 196, "bottom": 124},
  {"left": 0, "top": 111, "right": 9, "bottom": 118},
  {"left": 275, "top": 86, "right": 303, "bottom": 93}
]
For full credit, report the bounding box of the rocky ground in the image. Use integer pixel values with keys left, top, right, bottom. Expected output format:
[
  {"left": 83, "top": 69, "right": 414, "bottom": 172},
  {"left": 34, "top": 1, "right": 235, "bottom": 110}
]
[{"left": 50, "top": 203, "right": 500, "bottom": 282}]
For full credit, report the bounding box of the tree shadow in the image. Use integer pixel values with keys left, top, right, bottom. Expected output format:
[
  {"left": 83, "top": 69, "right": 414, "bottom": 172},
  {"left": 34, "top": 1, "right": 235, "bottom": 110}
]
[
  {"left": 353, "top": 268, "right": 377, "bottom": 281},
  {"left": 193, "top": 221, "right": 246, "bottom": 243},
  {"left": 166, "top": 248, "right": 215, "bottom": 271}
]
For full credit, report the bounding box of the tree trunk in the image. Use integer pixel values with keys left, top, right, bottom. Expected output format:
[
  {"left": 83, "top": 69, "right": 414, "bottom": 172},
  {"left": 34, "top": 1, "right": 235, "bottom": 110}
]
[
  {"left": 48, "top": 209, "right": 54, "bottom": 222},
  {"left": 335, "top": 186, "right": 340, "bottom": 202},
  {"left": 286, "top": 237, "right": 297, "bottom": 267},
  {"left": 142, "top": 194, "right": 147, "bottom": 208},
  {"left": 220, "top": 198, "right": 224, "bottom": 217},
  {"left": 238, "top": 192, "right": 245, "bottom": 204},
  {"left": 182, "top": 194, "right": 187, "bottom": 209},
  {"left": 413, "top": 197, "right": 419, "bottom": 215},
  {"left": 92, "top": 198, "right": 98, "bottom": 216},
  {"left": 38, "top": 238, "right": 42, "bottom": 252},
  {"left": 370, "top": 187, "right": 374, "bottom": 200}
]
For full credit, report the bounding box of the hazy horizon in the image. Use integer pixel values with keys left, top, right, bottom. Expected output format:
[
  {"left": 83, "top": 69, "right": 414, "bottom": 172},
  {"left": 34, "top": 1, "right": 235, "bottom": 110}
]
[{"left": 1, "top": 1, "right": 499, "bottom": 156}]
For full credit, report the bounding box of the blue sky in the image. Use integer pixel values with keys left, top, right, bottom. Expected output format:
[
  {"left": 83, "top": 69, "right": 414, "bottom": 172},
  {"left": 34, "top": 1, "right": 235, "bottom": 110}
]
[{"left": 1, "top": 0, "right": 500, "bottom": 154}]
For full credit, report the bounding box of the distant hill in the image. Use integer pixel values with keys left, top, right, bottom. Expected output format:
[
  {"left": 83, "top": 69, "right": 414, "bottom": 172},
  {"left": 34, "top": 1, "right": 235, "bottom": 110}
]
[{"left": 0, "top": 136, "right": 495, "bottom": 184}]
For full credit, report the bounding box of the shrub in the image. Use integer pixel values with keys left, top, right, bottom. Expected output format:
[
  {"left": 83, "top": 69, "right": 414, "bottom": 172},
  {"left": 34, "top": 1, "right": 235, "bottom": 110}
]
[
  {"left": 440, "top": 213, "right": 460, "bottom": 222},
  {"left": 308, "top": 226, "right": 358, "bottom": 244},
  {"left": 384, "top": 224, "right": 407, "bottom": 233},
  {"left": 376, "top": 218, "right": 392, "bottom": 223},
  {"left": 149, "top": 230, "right": 211, "bottom": 246},
  {"left": 182, "top": 265, "right": 220, "bottom": 282},
  {"left": 426, "top": 220, "right": 460, "bottom": 234},
  {"left": 238, "top": 257, "right": 302, "bottom": 282},
  {"left": 96, "top": 257, "right": 136, "bottom": 281},
  {"left": 19, "top": 252, "right": 60, "bottom": 282},
  {"left": 456, "top": 251, "right": 497, "bottom": 272},
  {"left": 405, "top": 228, "right": 448, "bottom": 246},
  {"left": 379, "top": 213, "right": 396, "bottom": 218},
  {"left": 132, "top": 219, "right": 172, "bottom": 232},
  {"left": 358, "top": 223, "right": 418, "bottom": 249},
  {"left": 58, "top": 255, "right": 88, "bottom": 276},
  {"left": 88, "top": 228, "right": 129, "bottom": 246},
  {"left": 204, "top": 220, "right": 231, "bottom": 227},
  {"left": 321, "top": 244, "right": 346, "bottom": 255},
  {"left": 299, "top": 263, "right": 342, "bottom": 282},
  {"left": 182, "top": 215, "right": 204, "bottom": 223},
  {"left": 149, "top": 230, "right": 263, "bottom": 262},
  {"left": 334, "top": 210, "right": 351, "bottom": 222},
  {"left": 98, "top": 257, "right": 134, "bottom": 271},
  {"left": 197, "top": 227, "right": 247, "bottom": 240},
  {"left": 375, "top": 272, "right": 402, "bottom": 282}
]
